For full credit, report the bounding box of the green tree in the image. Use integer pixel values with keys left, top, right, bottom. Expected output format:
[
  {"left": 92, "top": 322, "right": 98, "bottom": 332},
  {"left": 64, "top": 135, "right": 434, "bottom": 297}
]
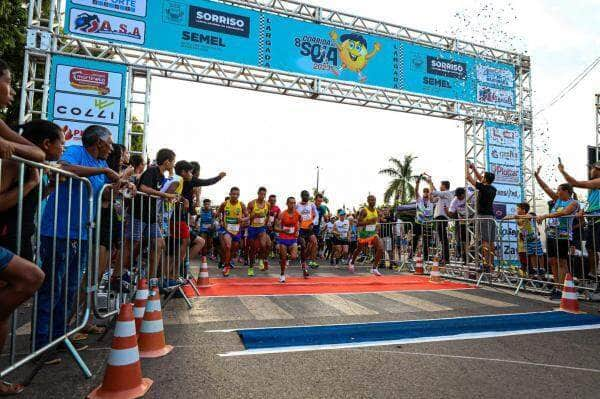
[
  {"left": 378, "top": 155, "right": 420, "bottom": 205},
  {"left": 130, "top": 116, "right": 144, "bottom": 153},
  {"left": 310, "top": 188, "right": 329, "bottom": 203},
  {"left": 0, "top": 0, "right": 27, "bottom": 126}
]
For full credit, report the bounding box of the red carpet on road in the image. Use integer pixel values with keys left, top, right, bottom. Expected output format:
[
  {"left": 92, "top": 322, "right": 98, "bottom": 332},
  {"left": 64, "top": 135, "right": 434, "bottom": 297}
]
[{"left": 197, "top": 275, "right": 474, "bottom": 297}]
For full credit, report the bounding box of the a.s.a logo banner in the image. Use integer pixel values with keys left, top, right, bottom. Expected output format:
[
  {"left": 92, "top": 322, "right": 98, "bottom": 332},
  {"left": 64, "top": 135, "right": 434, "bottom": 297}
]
[{"left": 69, "top": 8, "right": 145, "bottom": 45}]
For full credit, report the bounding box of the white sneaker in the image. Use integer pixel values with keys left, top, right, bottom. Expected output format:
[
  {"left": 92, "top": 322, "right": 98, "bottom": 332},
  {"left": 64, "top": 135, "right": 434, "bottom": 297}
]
[
  {"left": 279, "top": 275, "right": 286, "bottom": 283},
  {"left": 371, "top": 268, "right": 382, "bottom": 276},
  {"left": 348, "top": 263, "right": 355, "bottom": 273}
]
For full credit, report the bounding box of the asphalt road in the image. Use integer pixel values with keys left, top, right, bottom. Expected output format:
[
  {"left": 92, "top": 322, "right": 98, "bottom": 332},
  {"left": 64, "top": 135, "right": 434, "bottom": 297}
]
[{"left": 6, "top": 264, "right": 600, "bottom": 399}]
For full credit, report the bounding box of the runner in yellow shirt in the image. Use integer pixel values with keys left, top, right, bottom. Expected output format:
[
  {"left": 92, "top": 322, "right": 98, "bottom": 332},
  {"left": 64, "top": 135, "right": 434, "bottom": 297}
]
[{"left": 348, "top": 195, "right": 384, "bottom": 276}]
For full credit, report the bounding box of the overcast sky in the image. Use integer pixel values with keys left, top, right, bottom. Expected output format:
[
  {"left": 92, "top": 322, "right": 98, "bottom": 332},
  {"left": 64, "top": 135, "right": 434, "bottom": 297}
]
[{"left": 148, "top": 0, "right": 600, "bottom": 211}]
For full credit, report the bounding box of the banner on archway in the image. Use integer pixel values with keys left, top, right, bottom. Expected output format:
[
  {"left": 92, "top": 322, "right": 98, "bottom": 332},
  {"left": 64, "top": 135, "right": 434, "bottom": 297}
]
[
  {"left": 47, "top": 55, "right": 127, "bottom": 147},
  {"left": 63, "top": 0, "right": 517, "bottom": 110}
]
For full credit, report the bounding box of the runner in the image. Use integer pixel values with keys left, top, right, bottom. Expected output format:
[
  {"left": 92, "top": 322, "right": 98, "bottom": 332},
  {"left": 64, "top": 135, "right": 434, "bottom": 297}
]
[
  {"left": 198, "top": 198, "right": 216, "bottom": 262},
  {"left": 247, "top": 187, "right": 271, "bottom": 276},
  {"left": 218, "top": 187, "right": 248, "bottom": 277},
  {"left": 324, "top": 216, "right": 335, "bottom": 264},
  {"left": 332, "top": 209, "right": 351, "bottom": 265},
  {"left": 313, "top": 193, "right": 330, "bottom": 266},
  {"left": 295, "top": 190, "right": 316, "bottom": 278},
  {"left": 275, "top": 197, "right": 302, "bottom": 283},
  {"left": 349, "top": 195, "right": 384, "bottom": 276},
  {"left": 266, "top": 194, "right": 281, "bottom": 265}
]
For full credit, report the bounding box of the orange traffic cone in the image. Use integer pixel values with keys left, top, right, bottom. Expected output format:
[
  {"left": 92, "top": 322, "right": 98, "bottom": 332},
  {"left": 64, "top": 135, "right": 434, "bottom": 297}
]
[
  {"left": 429, "top": 256, "right": 443, "bottom": 283},
  {"left": 133, "top": 279, "right": 149, "bottom": 335},
  {"left": 87, "top": 303, "right": 153, "bottom": 399},
  {"left": 196, "top": 256, "right": 211, "bottom": 288},
  {"left": 414, "top": 254, "right": 424, "bottom": 275},
  {"left": 559, "top": 273, "right": 582, "bottom": 313},
  {"left": 138, "top": 287, "right": 173, "bottom": 358}
]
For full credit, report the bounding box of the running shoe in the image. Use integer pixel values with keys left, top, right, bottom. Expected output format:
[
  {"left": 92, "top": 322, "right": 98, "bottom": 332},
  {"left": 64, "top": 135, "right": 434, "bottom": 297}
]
[
  {"left": 348, "top": 262, "right": 355, "bottom": 273},
  {"left": 371, "top": 268, "right": 382, "bottom": 277},
  {"left": 259, "top": 260, "right": 265, "bottom": 271},
  {"left": 309, "top": 261, "right": 319, "bottom": 269},
  {"left": 217, "top": 262, "right": 224, "bottom": 270},
  {"left": 279, "top": 274, "right": 286, "bottom": 283},
  {"left": 302, "top": 266, "right": 310, "bottom": 279},
  {"left": 549, "top": 288, "right": 562, "bottom": 301},
  {"left": 229, "top": 261, "right": 235, "bottom": 269},
  {"left": 223, "top": 266, "right": 231, "bottom": 277},
  {"left": 247, "top": 267, "right": 255, "bottom": 277},
  {"left": 263, "top": 260, "right": 269, "bottom": 271}
]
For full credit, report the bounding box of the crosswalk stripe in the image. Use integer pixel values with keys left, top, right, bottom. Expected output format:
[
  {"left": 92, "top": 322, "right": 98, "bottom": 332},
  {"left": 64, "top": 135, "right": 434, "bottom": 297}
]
[
  {"left": 377, "top": 292, "right": 452, "bottom": 312},
  {"left": 240, "top": 297, "right": 294, "bottom": 320},
  {"left": 315, "top": 294, "right": 379, "bottom": 316},
  {"left": 189, "top": 297, "right": 246, "bottom": 323},
  {"left": 435, "top": 290, "right": 517, "bottom": 308}
]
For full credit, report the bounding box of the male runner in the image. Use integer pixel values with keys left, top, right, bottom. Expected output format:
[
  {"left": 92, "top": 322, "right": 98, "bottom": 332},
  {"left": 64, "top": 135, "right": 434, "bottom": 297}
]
[
  {"left": 275, "top": 197, "right": 302, "bottom": 283},
  {"left": 218, "top": 187, "right": 248, "bottom": 277},
  {"left": 198, "top": 198, "right": 216, "bottom": 260},
  {"left": 313, "top": 193, "right": 330, "bottom": 266},
  {"left": 349, "top": 195, "right": 384, "bottom": 276},
  {"left": 247, "top": 187, "right": 271, "bottom": 276},
  {"left": 266, "top": 194, "right": 281, "bottom": 265},
  {"left": 296, "top": 190, "right": 317, "bottom": 277}
]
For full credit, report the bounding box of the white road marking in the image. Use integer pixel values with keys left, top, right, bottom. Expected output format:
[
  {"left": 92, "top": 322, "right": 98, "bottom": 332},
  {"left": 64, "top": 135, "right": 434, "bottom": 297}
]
[
  {"left": 436, "top": 290, "right": 517, "bottom": 308},
  {"left": 314, "top": 294, "right": 379, "bottom": 316},
  {"left": 240, "top": 297, "right": 294, "bottom": 320},
  {"left": 377, "top": 292, "right": 452, "bottom": 312},
  {"left": 352, "top": 349, "right": 600, "bottom": 373}
]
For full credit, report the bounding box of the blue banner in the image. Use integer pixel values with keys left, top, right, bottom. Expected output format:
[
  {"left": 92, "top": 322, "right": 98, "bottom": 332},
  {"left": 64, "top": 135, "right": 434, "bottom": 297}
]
[
  {"left": 47, "top": 55, "right": 127, "bottom": 147},
  {"left": 63, "top": 0, "right": 516, "bottom": 109}
]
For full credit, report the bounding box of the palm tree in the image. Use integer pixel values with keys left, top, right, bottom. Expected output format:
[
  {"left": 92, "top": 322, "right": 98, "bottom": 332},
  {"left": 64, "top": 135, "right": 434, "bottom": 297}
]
[{"left": 378, "top": 155, "right": 421, "bottom": 205}]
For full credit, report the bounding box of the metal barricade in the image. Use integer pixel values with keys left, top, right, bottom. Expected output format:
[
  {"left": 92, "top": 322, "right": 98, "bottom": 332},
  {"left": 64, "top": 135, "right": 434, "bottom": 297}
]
[
  {"left": 93, "top": 186, "right": 195, "bottom": 320},
  {"left": 0, "top": 156, "right": 94, "bottom": 379},
  {"left": 374, "top": 221, "right": 413, "bottom": 271}
]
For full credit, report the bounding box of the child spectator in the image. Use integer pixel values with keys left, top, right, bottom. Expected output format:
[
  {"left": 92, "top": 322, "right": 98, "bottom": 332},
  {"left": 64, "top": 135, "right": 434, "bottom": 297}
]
[{"left": 504, "top": 202, "right": 544, "bottom": 277}]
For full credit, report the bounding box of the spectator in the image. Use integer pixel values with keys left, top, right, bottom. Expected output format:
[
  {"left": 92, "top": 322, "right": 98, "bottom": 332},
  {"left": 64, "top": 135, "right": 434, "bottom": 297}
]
[
  {"left": 448, "top": 187, "right": 468, "bottom": 264},
  {"left": 558, "top": 161, "right": 600, "bottom": 285},
  {"left": 123, "top": 148, "right": 177, "bottom": 280},
  {"left": 413, "top": 175, "right": 434, "bottom": 261},
  {"left": 503, "top": 202, "right": 544, "bottom": 277},
  {"left": 35, "top": 125, "right": 120, "bottom": 349},
  {"left": 0, "top": 60, "right": 46, "bottom": 395},
  {"left": 427, "top": 176, "right": 453, "bottom": 264},
  {"left": 0, "top": 120, "right": 65, "bottom": 260},
  {"left": 466, "top": 162, "right": 497, "bottom": 271},
  {"left": 128, "top": 154, "right": 146, "bottom": 183},
  {"left": 534, "top": 166, "right": 579, "bottom": 300}
]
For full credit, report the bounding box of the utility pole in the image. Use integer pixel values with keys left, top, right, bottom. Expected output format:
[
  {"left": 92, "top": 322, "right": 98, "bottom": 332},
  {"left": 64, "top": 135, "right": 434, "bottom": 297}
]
[{"left": 316, "top": 166, "right": 320, "bottom": 194}]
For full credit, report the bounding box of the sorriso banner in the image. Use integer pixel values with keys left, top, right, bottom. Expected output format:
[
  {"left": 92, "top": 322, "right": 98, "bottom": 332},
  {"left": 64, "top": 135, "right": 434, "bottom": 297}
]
[
  {"left": 47, "top": 55, "right": 127, "bottom": 147},
  {"left": 63, "top": 0, "right": 516, "bottom": 109}
]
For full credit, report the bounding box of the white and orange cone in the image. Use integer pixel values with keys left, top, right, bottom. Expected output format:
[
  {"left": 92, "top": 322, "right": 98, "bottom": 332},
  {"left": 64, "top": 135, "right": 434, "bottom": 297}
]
[
  {"left": 138, "top": 287, "right": 173, "bottom": 358},
  {"left": 87, "top": 303, "right": 153, "bottom": 399},
  {"left": 429, "top": 256, "right": 443, "bottom": 283},
  {"left": 133, "top": 279, "right": 149, "bottom": 336},
  {"left": 559, "top": 273, "right": 582, "bottom": 313},
  {"left": 414, "top": 254, "right": 424, "bottom": 275},
  {"left": 196, "top": 256, "right": 211, "bottom": 288}
]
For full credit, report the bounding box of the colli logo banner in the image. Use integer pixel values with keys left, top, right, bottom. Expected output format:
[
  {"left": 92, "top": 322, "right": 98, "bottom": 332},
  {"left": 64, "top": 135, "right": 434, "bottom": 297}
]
[
  {"left": 69, "top": 68, "right": 110, "bottom": 95},
  {"left": 53, "top": 91, "right": 121, "bottom": 124},
  {"left": 70, "top": 8, "right": 145, "bottom": 45}
]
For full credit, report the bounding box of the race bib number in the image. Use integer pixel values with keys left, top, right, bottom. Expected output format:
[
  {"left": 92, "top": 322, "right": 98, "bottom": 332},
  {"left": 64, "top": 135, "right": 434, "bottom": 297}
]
[
  {"left": 202, "top": 223, "right": 212, "bottom": 229},
  {"left": 366, "top": 224, "right": 376, "bottom": 232},
  {"left": 227, "top": 223, "right": 240, "bottom": 234},
  {"left": 301, "top": 213, "right": 312, "bottom": 221},
  {"left": 268, "top": 216, "right": 275, "bottom": 225},
  {"left": 255, "top": 217, "right": 266, "bottom": 225},
  {"left": 284, "top": 226, "right": 295, "bottom": 234}
]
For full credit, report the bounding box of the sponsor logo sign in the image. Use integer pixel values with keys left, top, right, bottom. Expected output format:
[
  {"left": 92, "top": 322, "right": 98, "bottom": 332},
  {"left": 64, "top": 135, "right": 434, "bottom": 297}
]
[
  {"left": 53, "top": 91, "right": 121, "bottom": 125},
  {"left": 69, "top": 8, "right": 145, "bottom": 44},
  {"left": 494, "top": 183, "right": 523, "bottom": 204},
  {"left": 55, "top": 65, "right": 123, "bottom": 96},
  {"left": 476, "top": 64, "right": 514, "bottom": 88},
  {"left": 71, "top": 0, "right": 147, "bottom": 17},
  {"left": 426, "top": 56, "right": 467, "bottom": 80},
  {"left": 53, "top": 119, "right": 119, "bottom": 147},
  {"left": 477, "top": 84, "right": 514, "bottom": 108},
  {"left": 488, "top": 145, "right": 521, "bottom": 167},
  {"left": 188, "top": 6, "right": 250, "bottom": 38},
  {"left": 163, "top": 1, "right": 186, "bottom": 24},
  {"left": 486, "top": 125, "right": 520, "bottom": 148},
  {"left": 489, "top": 163, "right": 521, "bottom": 185}
]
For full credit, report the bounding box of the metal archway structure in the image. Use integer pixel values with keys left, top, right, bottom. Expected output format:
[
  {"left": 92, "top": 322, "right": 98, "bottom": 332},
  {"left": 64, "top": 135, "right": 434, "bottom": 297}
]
[{"left": 20, "top": 0, "right": 534, "bottom": 266}]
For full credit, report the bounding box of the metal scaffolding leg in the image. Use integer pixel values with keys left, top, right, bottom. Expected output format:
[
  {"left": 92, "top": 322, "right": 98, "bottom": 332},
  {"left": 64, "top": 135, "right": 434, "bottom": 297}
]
[
  {"left": 125, "top": 68, "right": 152, "bottom": 159},
  {"left": 464, "top": 118, "right": 485, "bottom": 268}
]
